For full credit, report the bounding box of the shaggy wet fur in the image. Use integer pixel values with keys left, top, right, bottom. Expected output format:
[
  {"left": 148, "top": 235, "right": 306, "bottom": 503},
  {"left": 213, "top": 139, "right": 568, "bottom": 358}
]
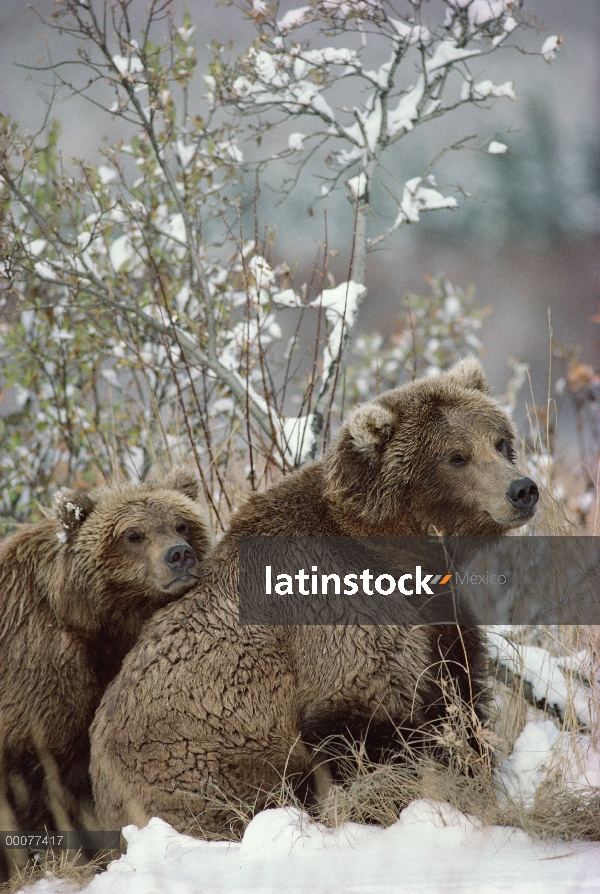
[
  {"left": 90, "top": 359, "right": 537, "bottom": 838},
  {"left": 0, "top": 468, "right": 212, "bottom": 841}
]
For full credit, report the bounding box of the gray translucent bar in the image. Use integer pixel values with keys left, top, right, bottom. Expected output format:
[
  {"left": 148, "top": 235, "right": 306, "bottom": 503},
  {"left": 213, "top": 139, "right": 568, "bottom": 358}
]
[
  {"left": 238, "top": 536, "right": 600, "bottom": 625},
  {"left": 0, "top": 831, "right": 120, "bottom": 849}
]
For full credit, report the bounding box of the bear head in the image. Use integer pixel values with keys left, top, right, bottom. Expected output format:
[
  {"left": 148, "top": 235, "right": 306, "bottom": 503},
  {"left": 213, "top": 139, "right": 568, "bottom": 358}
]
[
  {"left": 49, "top": 467, "right": 212, "bottom": 633},
  {"left": 325, "top": 357, "right": 539, "bottom": 536}
]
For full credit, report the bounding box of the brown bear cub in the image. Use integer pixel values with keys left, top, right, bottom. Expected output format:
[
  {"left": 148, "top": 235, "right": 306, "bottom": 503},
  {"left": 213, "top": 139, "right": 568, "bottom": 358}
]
[
  {"left": 0, "top": 468, "right": 212, "bottom": 836},
  {"left": 90, "top": 359, "right": 539, "bottom": 838}
]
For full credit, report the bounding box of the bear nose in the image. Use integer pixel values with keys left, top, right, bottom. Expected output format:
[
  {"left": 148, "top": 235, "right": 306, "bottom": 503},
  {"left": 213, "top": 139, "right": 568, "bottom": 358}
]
[
  {"left": 165, "top": 543, "right": 196, "bottom": 572},
  {"left": 507, "top": 477, "right": 539, "bottom": 510}
]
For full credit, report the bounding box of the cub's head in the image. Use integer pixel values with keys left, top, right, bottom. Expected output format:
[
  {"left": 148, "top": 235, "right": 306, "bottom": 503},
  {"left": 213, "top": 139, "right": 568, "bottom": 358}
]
[
  {"left": 51, "top": 467, "right": 212, "bottom": 630},
  {"left": 325, "top": 358, "right": 538, "bottom": 536}
]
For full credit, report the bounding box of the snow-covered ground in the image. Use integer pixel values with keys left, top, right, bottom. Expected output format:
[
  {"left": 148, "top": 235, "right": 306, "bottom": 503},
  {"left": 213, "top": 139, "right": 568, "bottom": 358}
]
[
  {"left": 16, "top": 631, "right": 600, "bottom": 894},
  {"left": 17, "top": 798, "right": 600, "bottom": 894}
]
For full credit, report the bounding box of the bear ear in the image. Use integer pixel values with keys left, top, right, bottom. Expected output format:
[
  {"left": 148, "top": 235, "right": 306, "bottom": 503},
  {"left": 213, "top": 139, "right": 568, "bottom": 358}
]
[
  {"left": 446, "top": 357, "right": 489, "bottom": 393},
  {"left": 162, "top": 466, "right": 201, "bottom": 501},
  {"left": 346, "top": 402, "right": 395, "bottom": 456},
  {"left": 52, "top": 488, "right": 96, "bottom": 541}
]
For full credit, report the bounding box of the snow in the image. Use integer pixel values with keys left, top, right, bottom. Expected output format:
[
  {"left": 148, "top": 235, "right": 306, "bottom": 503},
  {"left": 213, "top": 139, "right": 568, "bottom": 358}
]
[
  {"left": 167, "top": 212, "right": 186, "bottom": 247},
  {"left": 492, "top": 15, "right": 518, "bottom": 47},
  {"left": 281, "top": 412, "right": 316, "bottom": 464},
  {"left": 301, "top": 48, "right": 358, "bottom": 67},
  {"left": 487, "top": 629, "right": 597, "bottom": 727},
  {"left": 96, "top": 165, "right": 117, "bottom": 185},
  {"left": 542, "top": 35, "right": 563, "bottom": 63},
  {"left": 488, "top": 140, "right": 508, "bottom": 154},
  {"left": 288, "top": 132, "right": 307, "bottom": 151},
  {"left": 472, "top": 79, "right": 516, "bottom": 101},
  {"left": 248, "top": 255, "right": 275, "bottom": 288},
  {"left": 499, "top": 721, "right": 561, "bottom": 804},
  {"left": 18, "top": 802, "right": 600, "bottom": 894},
  {"left": 311, "top": 92, "right": 336, "bottom": 121},
  {"left": 49, "top": 327, "right": 75, "bottom": 342},
  {"left": 277, "top": 6, "right": 311, "bottom": 32},
  {"left": 309, "top": 280, "right": 365, "bottom": 315},
  {"left": 445, "top": 0, "right": 514, "bottom": 28},
  {"left": 112, "top": 54, "right": 144, "bottom": 76},
  {"left": 273, "top": 288, "right": 303, "bottom": 308},
  {"left": 34, "top": 261, "right": 57, "bottom": 281},
  {"left": 425, "top": 40, "right": 480, "bottom": 74},
  {"left": 218, "top": 140, "right": 244, "bottom": 163},
  {"left": 100, "top": 368, "right": 120, "bottom": 388},
  {"left": 123, "top": 446, "right": 145, "bottom": 480},
  {"left": 353, "top": 93, "right": 382, "bottom": 153},
  {"left": 28, "top": 239, "right": 47, "bottom": 257},
  {"left": 393, "top": 176, "right": 457, "bottom": 228},
  {"left": 253, "top": 50, "right": 280, "bottom": 86},
  {"left": 177, "top": 25, "right": 196, "bottom": 42},
  {"left": 347, "top": 172, "right": 367, "bottom": 198},
  {"left": 176, "top": 140, "right": 196, "bottom": 169},
  {"left": 499, "top": 720, "right": 600, "bottom": 805},
  {"left": 363, "top": 56, "right": 393, "bottom": 90},
  {"left": 389, "top": 19, "right": 430, "bottom": 45},
  {"left": 109, "top": 235, "right": 137, "bottom": 272},
  {"left": 310, "top": 281, "right": 366, "bottom": 397},
  {"left": 387, "top": 78, "right": 424, "bottom": 137}
]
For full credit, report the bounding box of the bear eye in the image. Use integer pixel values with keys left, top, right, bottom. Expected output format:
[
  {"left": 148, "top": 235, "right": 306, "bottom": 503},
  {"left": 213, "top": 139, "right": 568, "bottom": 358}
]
[
  {"left": 126, "top": 530, "right": 145, "bottom": 543},
  {"left": 496, "top": 438, "right": 515, "bottom": 462},
  {"left": 449, "top": 454, "right": 468, "bottom": 467},
  {"left": 175, "top": 521, "right": 188, "bottom": 535}
]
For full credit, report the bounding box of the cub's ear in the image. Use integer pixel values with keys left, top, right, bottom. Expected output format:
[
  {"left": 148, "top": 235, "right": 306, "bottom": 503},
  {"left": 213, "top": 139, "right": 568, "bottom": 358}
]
[
  {"left": 346, "top": 402, "right": 395, "bottom": 456},
  {"left": 162, "top": 466, "right": 201, "bottom": 502},
  {"left": 446, "top": 357, "right": 489, "bottom": 393},
  {"left": 52, "top": 488, "right": 96, "bottom": 541}
]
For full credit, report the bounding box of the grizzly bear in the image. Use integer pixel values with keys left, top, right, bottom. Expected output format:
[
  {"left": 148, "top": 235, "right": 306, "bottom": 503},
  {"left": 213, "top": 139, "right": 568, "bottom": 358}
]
[
  {"left": 0, "top": 468, "right": 212, "bottom": 840},
  {"left": 90, "top": 359, "right": 539, "bottom": 837}
]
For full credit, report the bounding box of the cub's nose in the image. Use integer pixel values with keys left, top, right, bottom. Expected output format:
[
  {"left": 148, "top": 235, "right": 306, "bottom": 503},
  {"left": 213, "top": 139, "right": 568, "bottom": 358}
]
[
  {"left": 165, "top": 543, "right": 197, "bottom": 572},
  {"left": 507, "top": 477, "right": 539, "bottom": 510}
]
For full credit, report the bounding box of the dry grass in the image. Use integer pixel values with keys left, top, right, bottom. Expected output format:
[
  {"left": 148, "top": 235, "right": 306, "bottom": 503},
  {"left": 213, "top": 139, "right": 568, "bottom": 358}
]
[
  {"left": 183, "top": 622, "right": 600, "bottom": 846},
  {"left": 184, "top": 709, "right": 600, "bottom": 848},
  {"left": 0, "top": 848, "right": 111, "bottom": 894}
]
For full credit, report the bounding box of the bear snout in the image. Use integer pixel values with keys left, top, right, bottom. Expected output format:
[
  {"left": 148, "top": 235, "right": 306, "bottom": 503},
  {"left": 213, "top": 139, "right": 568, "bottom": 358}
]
[
  {"left": 506, "top": 477, "right": 539, "bottom": 512},
  {"left": 164, "top": 543, "right": 197, "bottom": 573}
]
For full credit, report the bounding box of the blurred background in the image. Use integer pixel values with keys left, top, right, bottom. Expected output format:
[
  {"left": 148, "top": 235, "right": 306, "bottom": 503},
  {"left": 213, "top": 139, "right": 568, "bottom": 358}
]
[{"left": 0, "top": 0, "right": 599, "bottom": 458}]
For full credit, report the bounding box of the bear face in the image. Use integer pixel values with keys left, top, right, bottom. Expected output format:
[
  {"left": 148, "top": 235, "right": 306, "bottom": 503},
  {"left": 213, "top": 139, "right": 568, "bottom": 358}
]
[
  {"left": 50, "top": 467, "right": 213, "bottom": 634},
  {"left": 326, "top": 357, "right": 538, "bottom": 536}
]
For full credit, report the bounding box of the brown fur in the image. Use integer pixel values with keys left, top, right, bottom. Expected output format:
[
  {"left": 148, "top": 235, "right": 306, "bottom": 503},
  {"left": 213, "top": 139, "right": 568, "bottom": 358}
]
[
  {"left": 90, "top": 359, "right": 537, "bottom": 838},
  {"left": 0, "top": 468, "right": 212, "bottom": 835}
]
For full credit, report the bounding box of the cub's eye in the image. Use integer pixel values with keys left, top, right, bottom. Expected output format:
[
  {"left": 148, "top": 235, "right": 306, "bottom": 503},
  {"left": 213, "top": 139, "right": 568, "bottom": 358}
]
[
  {"left": 449, "top": 454, "right": 468, "bottom": 467},
  {"left": 496, "top": 438, "right": 507, "bottom": 454},
  {"left": 126, "top": 530, "right": 144, "bottom": 543},
  {"left": 175, "top": 522, "right": 188, "bottom": 535}
]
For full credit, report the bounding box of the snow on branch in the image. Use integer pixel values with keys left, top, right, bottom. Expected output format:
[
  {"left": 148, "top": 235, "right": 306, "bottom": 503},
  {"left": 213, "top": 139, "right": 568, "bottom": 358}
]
[
  {"left": 370, "top": 175, "right": 457, "bottom": 248},
  {"left": 214, "top": 0, "right": 528, "bottom": 261},
  {"left": 541, "top": 35, "right": 563, "bottom": 63}
]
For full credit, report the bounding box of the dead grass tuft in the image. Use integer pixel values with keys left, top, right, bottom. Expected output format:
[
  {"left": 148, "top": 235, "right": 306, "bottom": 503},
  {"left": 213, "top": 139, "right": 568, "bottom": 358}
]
[{"left": 0, "top": 848, "right": 110, "bottom": 894}]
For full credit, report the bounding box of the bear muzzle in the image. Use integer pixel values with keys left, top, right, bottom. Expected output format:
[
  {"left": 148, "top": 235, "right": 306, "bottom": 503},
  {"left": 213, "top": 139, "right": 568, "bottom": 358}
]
[
  {"left": 164, "top": 542, "right": 197, "bottom": 573},
  {"left": 506, "top": 477, "right": 539, "bottom": 517},
  {"left": 163, "top": 543, "right": 199, "bottom": 592}
]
